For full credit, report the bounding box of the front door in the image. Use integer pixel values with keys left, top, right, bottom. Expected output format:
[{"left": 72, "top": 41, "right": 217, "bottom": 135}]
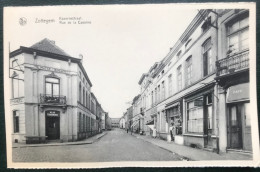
[
  {"left": 228, "top": 105, "right": 242, "bottom": 149},
  {"left": 46, "top": 111, "right": 60, "bottom": 140}
]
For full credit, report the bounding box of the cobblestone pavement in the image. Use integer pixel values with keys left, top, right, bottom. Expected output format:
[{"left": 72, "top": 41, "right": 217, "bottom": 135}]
[{"left": 13, "top": 128, "right": 182, "bottom": 162}]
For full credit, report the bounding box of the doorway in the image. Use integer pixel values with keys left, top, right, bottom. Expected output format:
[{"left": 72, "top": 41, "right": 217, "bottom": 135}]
[
  {"left": 46, "top": 111, "right": 60, "bottom": 140},
  {"left": 227, "top": 104, "right": 243, "bottom": 149}
]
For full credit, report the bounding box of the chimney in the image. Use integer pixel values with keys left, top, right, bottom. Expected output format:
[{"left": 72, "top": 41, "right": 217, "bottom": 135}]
[
  {"left": 50, "top": 40, "right": 55, "bottom": 44},
  {"left": 79, "top": 54, "right": 83, "bottom": 63}
]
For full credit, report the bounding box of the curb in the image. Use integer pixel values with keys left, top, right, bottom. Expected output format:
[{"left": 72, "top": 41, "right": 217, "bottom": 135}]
[
  {"left": 12, "top": 132, "right": 107, "bottom": 149},
  {"left": 132, "top": 134, "right": 192, "bottom": 161}
]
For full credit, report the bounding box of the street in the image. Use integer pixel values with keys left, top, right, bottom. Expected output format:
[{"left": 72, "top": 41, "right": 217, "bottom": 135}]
[{"left": 13, "top": 128, "right": 182, "bottom": 162}]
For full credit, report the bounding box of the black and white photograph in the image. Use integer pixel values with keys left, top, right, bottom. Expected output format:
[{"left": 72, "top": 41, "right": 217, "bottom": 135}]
[{"left": 3, "top": 3, "right": 259, "bottom": 168}]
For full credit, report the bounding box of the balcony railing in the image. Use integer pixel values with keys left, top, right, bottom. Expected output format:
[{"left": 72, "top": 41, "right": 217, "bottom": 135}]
[
  {"left": 40, "top": 94, "right": 66, "bottom": 105},
  {"left": 216, "top": 50, "right": 249, "bottom": 77}
]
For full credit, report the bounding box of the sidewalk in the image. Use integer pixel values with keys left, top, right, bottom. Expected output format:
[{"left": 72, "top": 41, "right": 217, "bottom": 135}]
[
  {"left": 131, "top": 133, "right": 252, "bottom": 161},
  {"left": 12, "top": 132, "right": 107, "bottom": 148}
]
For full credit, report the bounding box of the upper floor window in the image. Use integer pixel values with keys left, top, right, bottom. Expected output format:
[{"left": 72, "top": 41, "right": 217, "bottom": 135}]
[
  {"left": 12, "top": 59, "right": 17, "bottom": 68},
  {"left": 157, "top": 85, "right": 161, "bottom": 102},
  {"left": 202, "top": 38, "right": 213, "bottom": 76},
  {"left": 79, "top": 71, "right": 82, "bottom": 78},
  {"left": 155, "top": 88, "right": 157, "bottom": 104},
  {"left": 83, "top": 88, "right": 85, "bottom": 106},
  {"left": 12, "top": 77, "right": 24, "bottom": 98},
  {"left": 185, "top": 39, "right": 192, "bottom": 49},
  {"left": 177, "top": 65, "right": 182, "bottom": 91},
  {"left": 176, "top": 50, "right": 182, "bottom": 59},
  {"left": 46, "top": 77, "right": 60, "bottom": 96},
  {"left": 79, "top": 82, "right": 82, "bottom": 102},
  {"left": 161, "top": 81, "right": 165, "bottom": 101},
  {"left": 186, "top": 56, "right": 192, "bottom": 86},
  {"left": 168, "top": 74, "right": 173, "bottom": 97},
  {"left": 151, "top": 91, "right": 154, "bottom": 106},
  {"left": 227, "top": 12, "right": 249, "bottom": 55}
]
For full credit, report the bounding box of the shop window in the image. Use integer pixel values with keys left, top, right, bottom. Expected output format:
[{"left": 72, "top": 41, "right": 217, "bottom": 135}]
[
  {"left": 206, "top": 94, "right": 213, "bottom": 130},
  {"left": 245, "top": 103, "right": 251, "bottom": 126},
  {"left": 227, "top": 12, "right": 249, "bottom": 55},
  {"left": 13, "top": 111, "right": 19, "bottom": 133},
  {"left": 46, "top": 77, "right": 60, "bottom": 96},
  {"left": 186, "top": 56, "right": 192, "bottom": 86},
  {"left": 202, "top": 38, "right": 213, "bottom": 76},
  {"left": 187, "top": 98, "right": 203, "bottom": 133}
]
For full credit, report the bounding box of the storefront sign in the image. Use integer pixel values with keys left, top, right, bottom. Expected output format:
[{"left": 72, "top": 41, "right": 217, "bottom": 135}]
[
  {"left": 46, "top": 111, "right": 59, "bottom": 117},
  {"left": 194, "top": 99, "right": 203, "bottom": 106},
  {"left": 227, "top": 83, "right": 249, "bottom": 103},
  {"left": 37, "top": 65, "right": 70, "bottom": 74},
  {"left": 10, "top": 97, "right": 24, "bottom": 105}
]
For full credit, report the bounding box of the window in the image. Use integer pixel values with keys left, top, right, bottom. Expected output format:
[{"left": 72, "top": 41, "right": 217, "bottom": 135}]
[
  {"left": 151, "top": 91, "right": 154, "bottom": 106},
  {"left": 186, "top": 56, "right": 192, "bottom": 86},
  {"left": 176, "top": 50, "right": 182, "bottom": 59},
  {"left": 227, "top": 13, "right": 249, "bottom": 55},
  {"left": 12, "top": 77, "right": 24, "bottom": 98},
  {"left": 85, "top": 90, "right": 88, "bottom": 107},
  {"left": 206, "top": 94, "right": 213, "bottom": 130},
  {"left": 161, "top": 81, "right": 165, "bottom": 100},
  {"left": 168, "top": 74, "right": 172, "bottom": 97},
  {"left": 13, "top": 111, "right": 19, "bottom": 133},
  {"left": 83, "top": 88, "right": 85, "bottom": 106},
  {"left": 187, "top": 98, "right": 203, "bottom": 133},
  {"left": 78, "top": 82, "right": 82, "bottom": 102},
  {"left": 46, "top": 77, "right": 60, "bottom": 96},
  {"left": 79, "top": 71, "right": 82, "bottom": 78},
  {"left": 155, "top": 88, "right": 157, "bottom": 104},
  {"left": 177, "top": 65, "right": 182, "bottom": 91},
  {"left": 185, "top": 39, "right": 192, "bottom": 49},
  {"left": 203, "top": 38, "right": 213, "bottom": 76},
  {"left": 157, "top": 85, "right": 160, "bottom": 102},
  {"left": 201, "top": 16, "right": 211, "bottom": 32},
  {"left": 12, "top": 59, "right": 17, "bottom": 68}
]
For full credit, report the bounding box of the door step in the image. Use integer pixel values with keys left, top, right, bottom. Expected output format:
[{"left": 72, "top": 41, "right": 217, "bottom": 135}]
[{"left": 227, "top": 149, "right": 252, "bottom": 155}]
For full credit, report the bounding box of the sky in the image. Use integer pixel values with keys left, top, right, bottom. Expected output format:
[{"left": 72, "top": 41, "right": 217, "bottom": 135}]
[{"left": 5, "top": 4, "right": 198, "bottom": 118}]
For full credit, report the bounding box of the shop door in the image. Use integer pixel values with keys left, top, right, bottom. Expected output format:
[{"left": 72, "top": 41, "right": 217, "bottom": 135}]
[
  {"left": 228, "top": 105, "right": 242, "bottom": 149},
  {"left": 206, "top": 105, "right": 213, "bottom": 147},
  {"left": 46, "top": 111, "right": 60, "bottom": 140}
]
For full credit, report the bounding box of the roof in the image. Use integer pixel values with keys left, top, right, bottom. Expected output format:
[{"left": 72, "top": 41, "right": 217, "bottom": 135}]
[
  {"left": 30, "top": 38, "right": 70, "bottom": 56},
  {"left": 10, "top": 38, "right": 93, "bottom": 87}
]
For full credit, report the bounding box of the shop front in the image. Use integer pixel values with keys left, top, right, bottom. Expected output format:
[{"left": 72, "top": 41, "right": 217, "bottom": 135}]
[
  {"left": 183, "top": 87, "right": 217, "bottom": 150},
  {"left": 165, "top": 101, "right": 183, "bottom": 145},
  {"left": 226, "top": 83, "right": 251, "bottom": 151}
]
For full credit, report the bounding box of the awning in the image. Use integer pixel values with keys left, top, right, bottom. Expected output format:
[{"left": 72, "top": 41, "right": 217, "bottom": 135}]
[
  {"left": 165, "top": 102, "right": 179, "bottom": 110},
  {"left": 147, "top": 125, "right": 155, "bottom": 130},
  {"left": 227, "top": 83, "right": 249, "bottom": 103},
  {"left": 146, "top": 120, "right": 154, "bottom": 125}
]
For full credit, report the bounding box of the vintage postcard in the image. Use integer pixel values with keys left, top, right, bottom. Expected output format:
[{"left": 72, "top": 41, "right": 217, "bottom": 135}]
[{"left": 3, "top": 3, "right": 259, "bottom": 168}]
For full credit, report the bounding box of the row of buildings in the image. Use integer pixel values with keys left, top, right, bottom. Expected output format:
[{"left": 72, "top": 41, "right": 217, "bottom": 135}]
[
  {"left": 121, "top": 9, "right": 251, "bottom": 153},
  {"left": 9, "top": 38, "right": 111, "bottom": 144}
]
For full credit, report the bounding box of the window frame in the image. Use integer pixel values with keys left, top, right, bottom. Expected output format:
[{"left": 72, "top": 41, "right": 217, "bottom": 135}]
[{"left": 45, "top": 77, "right": 60, "bottom": 96}]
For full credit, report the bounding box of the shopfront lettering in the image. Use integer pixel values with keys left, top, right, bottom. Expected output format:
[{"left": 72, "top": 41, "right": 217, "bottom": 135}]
[{"left": 37, "top": 65, "right": 70, "bottom": 74}]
